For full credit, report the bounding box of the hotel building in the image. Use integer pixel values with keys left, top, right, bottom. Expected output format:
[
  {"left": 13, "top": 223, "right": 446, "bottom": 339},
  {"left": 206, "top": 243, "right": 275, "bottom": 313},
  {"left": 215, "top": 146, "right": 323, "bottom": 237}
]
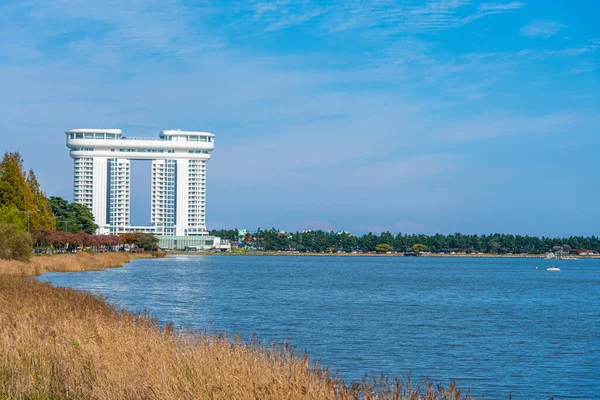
[{"left": 66, "top": 128, "right": 214, "bottom": 239}]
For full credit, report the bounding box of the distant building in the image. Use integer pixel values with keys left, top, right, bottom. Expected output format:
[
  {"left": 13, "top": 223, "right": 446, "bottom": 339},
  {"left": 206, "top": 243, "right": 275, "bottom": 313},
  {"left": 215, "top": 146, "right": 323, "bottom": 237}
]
[
  {"left": 238, "top": 229, "right": 252, "bottom": 240},
  {"left": 577, "top": 249, "right": 599, "bottom": 256}
]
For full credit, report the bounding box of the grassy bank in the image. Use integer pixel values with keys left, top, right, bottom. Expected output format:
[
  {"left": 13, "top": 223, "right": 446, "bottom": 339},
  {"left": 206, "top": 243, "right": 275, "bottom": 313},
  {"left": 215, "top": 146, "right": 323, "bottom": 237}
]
[
  {"left": 0, "top": 252, "right": 150, "bottom": 277},
  {"left": 0, "top": 253, "right": 473, "bottom": 399}
]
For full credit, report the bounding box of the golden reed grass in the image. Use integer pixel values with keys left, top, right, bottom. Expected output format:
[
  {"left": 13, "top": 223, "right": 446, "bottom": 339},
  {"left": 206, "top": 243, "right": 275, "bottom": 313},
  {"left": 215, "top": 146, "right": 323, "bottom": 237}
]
[
  {"left": 0, "top": 254, "right": 475, "bottom": 399},
  {"left": 0, "top": 252, "right": 149, "bottom": 277}
]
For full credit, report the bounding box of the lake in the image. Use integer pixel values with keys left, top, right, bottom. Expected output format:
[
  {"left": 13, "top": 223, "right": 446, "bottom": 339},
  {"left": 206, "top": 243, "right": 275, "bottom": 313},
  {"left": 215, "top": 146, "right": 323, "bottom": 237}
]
[{"left": 38, "top": 255, "right": 600, "bottom": 399}]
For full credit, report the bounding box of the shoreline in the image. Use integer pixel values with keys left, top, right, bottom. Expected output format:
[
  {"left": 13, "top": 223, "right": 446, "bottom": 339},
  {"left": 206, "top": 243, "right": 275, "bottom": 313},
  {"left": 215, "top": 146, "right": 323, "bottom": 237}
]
[
  {"left": 0, "top": 251, "right": 151, "bottom": 277},
  {"left": 0, "top": 252, "right": 469, "bottom": 399},
  {"left": 173, "top": 251, "right": 598, "bottom": 259}
]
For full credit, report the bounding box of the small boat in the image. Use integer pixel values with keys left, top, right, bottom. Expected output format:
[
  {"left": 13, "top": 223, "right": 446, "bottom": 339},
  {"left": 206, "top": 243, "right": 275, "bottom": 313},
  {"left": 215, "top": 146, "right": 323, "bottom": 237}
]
[{"left": 547, "top": 266, "right": 560, "bottom": 272}]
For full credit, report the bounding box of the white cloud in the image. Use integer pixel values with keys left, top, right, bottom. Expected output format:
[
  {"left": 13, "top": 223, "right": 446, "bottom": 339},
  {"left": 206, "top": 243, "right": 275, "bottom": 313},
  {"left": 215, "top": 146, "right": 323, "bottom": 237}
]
[
  {"left": 521, "top": 20, "right": 564, "bottom": 39},
  {"left": 1, "top": 0, "right": 599, "bottom": 233},
  {"left": 233, "top": 0, "right": 525, "bottom": 35}
]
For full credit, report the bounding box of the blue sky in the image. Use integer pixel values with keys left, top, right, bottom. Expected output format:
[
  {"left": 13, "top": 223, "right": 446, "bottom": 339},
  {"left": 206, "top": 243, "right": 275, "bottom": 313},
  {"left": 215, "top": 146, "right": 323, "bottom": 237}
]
[{"left": 1, "top": 0, "right": 598, "bottom": 236}]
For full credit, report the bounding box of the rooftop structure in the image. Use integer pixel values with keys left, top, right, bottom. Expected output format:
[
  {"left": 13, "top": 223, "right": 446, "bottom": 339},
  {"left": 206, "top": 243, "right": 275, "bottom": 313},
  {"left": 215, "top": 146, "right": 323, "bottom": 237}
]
[{"left": 66, "top": 128, "right": 214, "bottom": 236}]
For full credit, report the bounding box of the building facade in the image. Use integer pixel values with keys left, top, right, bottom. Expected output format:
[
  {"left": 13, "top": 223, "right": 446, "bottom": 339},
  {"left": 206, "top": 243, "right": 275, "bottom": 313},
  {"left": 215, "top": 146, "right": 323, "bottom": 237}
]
[{"left": 66, "top": 128, "right": 214, "bottom": 236}]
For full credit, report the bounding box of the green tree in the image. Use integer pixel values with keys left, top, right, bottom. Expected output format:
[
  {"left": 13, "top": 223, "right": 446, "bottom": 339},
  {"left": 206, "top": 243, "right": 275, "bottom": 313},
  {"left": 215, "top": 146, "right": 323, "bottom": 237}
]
[
  {"left": 137, "top": 233, "right": 160, "bottom": 251},
  {"left": 0, "top": 224, "right": 33, "bottom": 260},
  {"left": 412, "top": 243, "right": 427, "bottom": 253},
  {"left": 379, "top": 231, "right": 395, "bottom": 249},
  {"left": 0, "top": 152, "right": 37, "bottom": 222},
  {"left": 49, "top": 196, "right": 98, "bottom": 234},
  {"left": 0, "top": 205, "right": 27, "bottom": 230},
  {"left": 375, "top": 243, "right": 391, "bottom": 253},
  {"left": 26, "top": 170, "right": 55, "bottom": 231}
]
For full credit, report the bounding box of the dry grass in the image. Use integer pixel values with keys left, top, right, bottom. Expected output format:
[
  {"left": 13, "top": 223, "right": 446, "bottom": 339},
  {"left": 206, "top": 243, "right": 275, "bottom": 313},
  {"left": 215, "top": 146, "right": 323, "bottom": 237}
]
[
  {"left": 0, "top": 253, "right": 476, "bottom": 399},
  {"left": 0, "top": 252, "right": 149, "bottom": 277}
]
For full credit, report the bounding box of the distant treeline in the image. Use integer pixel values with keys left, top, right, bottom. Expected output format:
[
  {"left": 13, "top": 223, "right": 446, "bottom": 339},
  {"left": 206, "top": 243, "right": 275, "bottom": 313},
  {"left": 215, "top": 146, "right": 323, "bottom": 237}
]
[{"left": 210, "top": 228, "right": 600, "bottom": 254}]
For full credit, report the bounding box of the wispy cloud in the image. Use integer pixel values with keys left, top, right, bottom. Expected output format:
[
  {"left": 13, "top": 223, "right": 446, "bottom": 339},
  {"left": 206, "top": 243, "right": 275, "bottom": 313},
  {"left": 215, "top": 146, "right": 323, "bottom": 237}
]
[
  {"left": 479, "top": 1, "right": 524, "bottom": 11},
  {"left": 1, "top": 0, "right": 599, "bottom": 233},
  {"left": 521, "top": 19, "right": 564, "bottom": 39},
  {"left": 236, "top": 0, "right": 525, "bottom": 35},
  {"left": 19, "top": 0, "right": 221, "bottom": 61}
]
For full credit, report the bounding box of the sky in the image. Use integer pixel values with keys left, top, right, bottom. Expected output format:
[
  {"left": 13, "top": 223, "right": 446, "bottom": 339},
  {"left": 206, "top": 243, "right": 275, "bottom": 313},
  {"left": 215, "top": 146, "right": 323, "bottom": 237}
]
[{"left": 1, "top": 0, "right": 599, "bottom": 236}]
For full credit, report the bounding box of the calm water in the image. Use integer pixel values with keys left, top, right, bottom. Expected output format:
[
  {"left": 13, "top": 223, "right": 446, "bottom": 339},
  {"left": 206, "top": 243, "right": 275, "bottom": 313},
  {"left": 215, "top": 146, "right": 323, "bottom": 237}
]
[{"left": 38, "top": 256, "right": 600, "bottom": 399}]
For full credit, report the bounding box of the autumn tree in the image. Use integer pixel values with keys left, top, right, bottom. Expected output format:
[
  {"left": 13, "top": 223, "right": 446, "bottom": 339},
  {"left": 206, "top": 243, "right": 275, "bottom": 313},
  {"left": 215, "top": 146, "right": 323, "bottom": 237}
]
[
  {"left": 119, "top": 232, "right": 140, "bottom": 246},
  {"left": 26, "top": 170, "right": 55, "bottom": 231},
  {"left": 375, "top": 243, "right": 391, "bottom": 253},
  {"left": 0, "top": 152, "right": 55, "bottom": 231},
  {"left": 0, "top": 152, "right": 36, "bottom": 218},
  {"left": 411, "top": 243, "right": 427, "bottom": 254}
]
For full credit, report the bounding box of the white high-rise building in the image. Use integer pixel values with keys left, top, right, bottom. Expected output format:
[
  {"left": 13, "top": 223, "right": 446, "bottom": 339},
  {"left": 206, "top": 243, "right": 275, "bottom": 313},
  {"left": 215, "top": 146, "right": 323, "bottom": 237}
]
[{"left": 66, "top": 128, "right": 214, "bottom": 236}]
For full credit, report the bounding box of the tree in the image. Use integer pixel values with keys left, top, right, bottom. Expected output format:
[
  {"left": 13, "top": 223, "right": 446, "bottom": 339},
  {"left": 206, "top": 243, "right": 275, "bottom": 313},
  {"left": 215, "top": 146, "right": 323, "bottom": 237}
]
[
  {"left": 209, "top": 229, "right": 239, "bottom": 242},
  {"left": 379, "top": 232, "right": 395, "bottom": 249},
  {"left": 119, "top": 232, "right": 140, "bottom": 246},
  {"left": 376, "top": 243, "right": 391, "bottom": 253},
  {"left": 0, "top": 224, "right": 33, "bottom": 260},
  {"left": 49, "top": 196, "right": 98, "bottom": 234},
  {"left": 119, "top": 232, "right": 159, "bottom": 251},
  {"left": 411, "top": 243, "right": 427, "bottom": 253},
  {"left": 137, "top": 233, "right": 159, "bottom": 251},
  {"left": 0, "top": 205, "right": 27, "bottom": 230},
  {"left": 26, "top": 170, "right": 55, "bottom": 231},
  {"left": 0, "top": 152, "right": 36, "bottom": 213}
]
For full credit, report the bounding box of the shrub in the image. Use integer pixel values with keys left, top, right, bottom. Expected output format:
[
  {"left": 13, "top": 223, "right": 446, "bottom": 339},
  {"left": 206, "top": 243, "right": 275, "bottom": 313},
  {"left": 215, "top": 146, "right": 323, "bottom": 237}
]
[{"left": 0, "top": 224, "right": 33, "bottom": 261}]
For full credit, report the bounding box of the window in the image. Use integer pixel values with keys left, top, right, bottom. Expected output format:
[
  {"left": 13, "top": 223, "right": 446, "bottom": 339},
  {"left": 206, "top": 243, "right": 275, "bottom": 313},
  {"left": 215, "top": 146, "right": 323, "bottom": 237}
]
[
  {"left": 95, "top": 133, "right": 104, "bottom": 139},
  {"left": 106, "top": 134, "right": 115, "bottom": 139},
  {"left": 189, "top": 136, "right": 198, "bottom": 141},
  {"left": 84, "top": 133, "right": 93, "bottom": 139},
  {"left": 75, "top": 133, "right": 84, "bottom": 139}
]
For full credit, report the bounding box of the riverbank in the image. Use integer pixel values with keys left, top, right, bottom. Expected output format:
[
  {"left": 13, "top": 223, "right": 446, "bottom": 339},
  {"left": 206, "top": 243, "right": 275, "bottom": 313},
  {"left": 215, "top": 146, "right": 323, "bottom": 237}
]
[
  {"left": 0, "top": 252, "right": 151, "bottom": 277},
  {"left": 0, "top": 252, "right": 469, "bottom": 399}
]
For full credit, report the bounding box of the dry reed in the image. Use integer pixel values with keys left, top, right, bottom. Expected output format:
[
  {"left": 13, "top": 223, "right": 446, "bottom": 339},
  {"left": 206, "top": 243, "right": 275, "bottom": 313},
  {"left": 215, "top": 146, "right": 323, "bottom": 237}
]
[
  {"left": 0, "top": 253, "right": 476, "bottom": 399},
  {"left": 0, "top": 252, "right": 149, "bottom": 277}
]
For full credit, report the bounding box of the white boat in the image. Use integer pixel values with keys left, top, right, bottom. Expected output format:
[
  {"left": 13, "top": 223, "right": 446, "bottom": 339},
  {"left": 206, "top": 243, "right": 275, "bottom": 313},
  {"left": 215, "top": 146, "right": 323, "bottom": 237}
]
[{"left": 546, "top": 266, "right": 560, "bottom": 272}]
